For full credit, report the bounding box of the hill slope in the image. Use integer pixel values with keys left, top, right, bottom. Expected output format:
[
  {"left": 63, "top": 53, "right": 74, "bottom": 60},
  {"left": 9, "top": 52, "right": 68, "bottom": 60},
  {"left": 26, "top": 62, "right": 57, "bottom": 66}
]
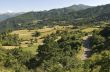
[
  {"left": 1, "top": 4, "right": 110, "bottom": 32},
  {"left": 0, "top": 4, "right": 91, "bottom": 32}
]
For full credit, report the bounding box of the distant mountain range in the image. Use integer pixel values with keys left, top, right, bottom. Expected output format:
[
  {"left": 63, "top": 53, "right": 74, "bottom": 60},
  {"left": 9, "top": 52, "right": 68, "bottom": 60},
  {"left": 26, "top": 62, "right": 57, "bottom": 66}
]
[
  {"left": 0, "top": 4, "right": 91, "bottom": 21},
  {"left": 0, "top": 12, "right": 24, "bottom": 22},
  {"left": 0, "top": 4, "right": 110, "bottom": 32}
]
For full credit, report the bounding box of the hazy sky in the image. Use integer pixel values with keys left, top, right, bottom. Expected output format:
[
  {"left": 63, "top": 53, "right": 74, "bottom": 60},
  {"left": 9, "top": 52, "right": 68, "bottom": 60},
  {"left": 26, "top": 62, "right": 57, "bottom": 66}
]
[{"left": 0, "top": 0, "right": 110, "bottom": 13}]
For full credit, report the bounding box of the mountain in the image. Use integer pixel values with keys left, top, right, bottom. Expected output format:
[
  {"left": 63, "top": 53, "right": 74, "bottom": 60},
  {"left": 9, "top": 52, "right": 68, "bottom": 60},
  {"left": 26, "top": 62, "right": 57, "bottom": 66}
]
[
  {"left": 66, "top": 4, "right": 92, "bottom": 11},
  {"left": 13, "top": 4, "right": 91, "bottom": 20},
  {"left": 0, "top": 4, "right": 92, "bottom": 32},
  {"left": 75, "top": 4, "right": 110, "bottom": 18},
  {"left": 1, "top": 4, "right": 110, "bottom": 32},
  {"left": 0, "top": 12, "right": 24, "bottom": 22}
]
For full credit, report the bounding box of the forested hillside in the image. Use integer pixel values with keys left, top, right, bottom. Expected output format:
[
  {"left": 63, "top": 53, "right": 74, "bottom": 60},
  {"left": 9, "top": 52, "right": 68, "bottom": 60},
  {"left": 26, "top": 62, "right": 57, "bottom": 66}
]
[
  {"left": 0, "top": 4, "right": 110, "bottom": 33},
  {"left": 0, "top": 4, "right": 91, "bottom": 32},
  {"left": 0, "top": 4, "right": 110, "bottom": 32}
]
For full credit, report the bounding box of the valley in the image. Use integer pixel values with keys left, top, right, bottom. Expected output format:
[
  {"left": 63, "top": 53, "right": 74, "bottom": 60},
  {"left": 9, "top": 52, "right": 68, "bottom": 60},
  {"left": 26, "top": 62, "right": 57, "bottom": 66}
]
[{"left": 0, "top": 2, "right": 110, "bottom": 72}]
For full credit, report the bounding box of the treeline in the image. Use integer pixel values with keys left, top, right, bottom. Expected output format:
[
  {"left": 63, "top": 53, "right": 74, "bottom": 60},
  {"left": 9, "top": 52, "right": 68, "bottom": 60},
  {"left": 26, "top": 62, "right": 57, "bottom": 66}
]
[{"left": 88, "top": 25, "right": 110, "bottom": 72}]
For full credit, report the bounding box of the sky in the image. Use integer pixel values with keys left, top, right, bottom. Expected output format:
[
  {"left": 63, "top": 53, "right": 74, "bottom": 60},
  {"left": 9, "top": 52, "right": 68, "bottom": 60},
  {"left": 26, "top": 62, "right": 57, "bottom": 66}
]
[{"left": 0, "top": 0, "right": 110, "bottom": 13}]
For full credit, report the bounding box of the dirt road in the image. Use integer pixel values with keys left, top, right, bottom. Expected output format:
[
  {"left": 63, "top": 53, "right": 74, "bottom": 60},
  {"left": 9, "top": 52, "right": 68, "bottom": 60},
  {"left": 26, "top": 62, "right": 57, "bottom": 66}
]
[{"left": 81, "top": 35, "right": 92, "bottom": 60}]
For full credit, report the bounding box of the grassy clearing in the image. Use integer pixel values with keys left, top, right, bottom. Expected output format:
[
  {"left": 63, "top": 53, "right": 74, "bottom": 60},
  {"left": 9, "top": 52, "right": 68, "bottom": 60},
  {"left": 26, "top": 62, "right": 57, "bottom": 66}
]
[
  {"left": 76, "top": 46, "right": 84, "bottom": 60},
  {"left": 82, "top": 28, "right": 99, "bottom": 32},
  {"left": 0, "top": 66, "right": 13, "bottom": 72},
  {"left": 11, "top": 29, "right": 36, "bottom": 40},
  {"left": 3, "top": 25, "right": 74, "bottom": 52},
  {"left": 10, "top": 25, "right": 73, "bottom": 40},
  {"left": 2, "top": 46, "right": 19, "bottom": 49},
  {"left": 37, "top": 27, "right": 54, "bottom": 33},
  {"left": 21, "top": 44, "right": 38, "bottom": 55}
]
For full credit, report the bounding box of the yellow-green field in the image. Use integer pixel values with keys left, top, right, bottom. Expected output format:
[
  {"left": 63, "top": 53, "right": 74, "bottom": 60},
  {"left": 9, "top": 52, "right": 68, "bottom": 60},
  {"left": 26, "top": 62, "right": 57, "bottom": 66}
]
[
  {"left": 1, "top": 25, "right": 74, "bottom": 54},
  {"left": 2, "top": 26, "right": 101, "bottom": 53},
  {"left": 10, "top": 29, "right": 36, "bottom": 40},
  {"left": 81, "top": 27, "right": 100, "bottom": 32}
]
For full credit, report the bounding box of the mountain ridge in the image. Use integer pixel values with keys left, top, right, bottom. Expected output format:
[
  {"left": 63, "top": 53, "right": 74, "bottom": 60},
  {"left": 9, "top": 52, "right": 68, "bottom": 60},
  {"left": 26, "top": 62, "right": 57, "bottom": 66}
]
[{"left": 0, "top": 4, "right": 110, "bottom": 32}]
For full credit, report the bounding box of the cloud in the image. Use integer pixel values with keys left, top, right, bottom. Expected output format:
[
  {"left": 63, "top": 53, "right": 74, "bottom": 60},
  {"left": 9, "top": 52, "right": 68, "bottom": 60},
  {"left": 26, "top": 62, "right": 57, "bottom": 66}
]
[{"left": 7, "top": 10, "right": 13, "bottom": 13}]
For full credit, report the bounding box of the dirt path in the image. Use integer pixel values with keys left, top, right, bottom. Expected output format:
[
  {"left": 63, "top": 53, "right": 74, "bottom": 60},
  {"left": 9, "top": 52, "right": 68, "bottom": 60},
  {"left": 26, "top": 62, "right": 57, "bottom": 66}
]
[{"left": 81, "top": 35, "right": 92, "bottom": 60}]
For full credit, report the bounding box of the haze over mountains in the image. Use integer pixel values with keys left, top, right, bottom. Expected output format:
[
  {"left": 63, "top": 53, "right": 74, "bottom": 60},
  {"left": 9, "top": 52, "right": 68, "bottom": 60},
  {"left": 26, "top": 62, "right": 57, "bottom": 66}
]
[{"left": 0, "top": 12, "right": 24, "bottom": 22}]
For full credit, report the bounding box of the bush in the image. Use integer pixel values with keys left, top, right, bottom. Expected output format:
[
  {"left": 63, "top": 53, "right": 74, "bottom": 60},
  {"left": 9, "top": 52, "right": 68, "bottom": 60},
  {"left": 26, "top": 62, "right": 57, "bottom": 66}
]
[
  {"left": 90, "top": 35, "right": 105, "bottom": 52},
  {"left": 32, "top": 31, "right": 41, "bottom": 37}
]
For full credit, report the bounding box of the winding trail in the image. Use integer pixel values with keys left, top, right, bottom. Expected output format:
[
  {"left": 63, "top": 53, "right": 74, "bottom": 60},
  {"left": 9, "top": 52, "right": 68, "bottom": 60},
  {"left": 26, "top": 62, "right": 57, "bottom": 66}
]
[{"left": 81, "top": 35, "right": 92, "bottom": 60}]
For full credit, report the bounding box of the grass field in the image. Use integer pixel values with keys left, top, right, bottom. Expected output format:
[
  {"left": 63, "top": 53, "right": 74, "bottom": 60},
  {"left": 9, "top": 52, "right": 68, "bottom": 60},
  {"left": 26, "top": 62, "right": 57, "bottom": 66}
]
[
  {"left": 2, "top": 46, "right": 19, "bottom": 49},
  {"left": 81, "top": 27, "right": 100, "bottom": 32},
  {"left": 0, "top": 66, "right": 13, "bottom": 72},
  {"left": 76, "top": 46, "right": 84, "bottom": 60},
  {"left": 10, "top": 29, "right": 36, "bottom": 40},
  {"left": 21, "top": 44, "right": 38, "bottom": 55},
  {"left": 2, "top": 25, "right": 74, "bottom": 54},
  {"left": 4, "top": 26, "right": 99, "bottom": 52}
]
